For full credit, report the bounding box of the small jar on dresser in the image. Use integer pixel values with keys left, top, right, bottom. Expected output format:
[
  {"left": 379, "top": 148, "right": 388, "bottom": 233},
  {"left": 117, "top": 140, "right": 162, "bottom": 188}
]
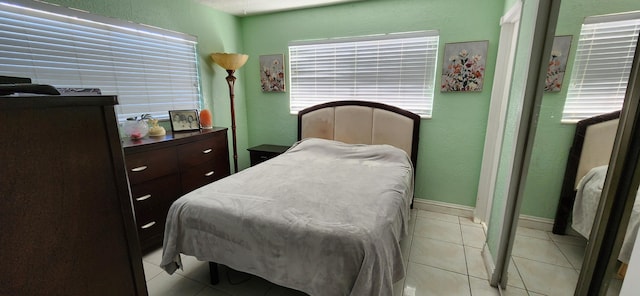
[{"left": 121, "top": 127, "right": 230, "bottom": 254}]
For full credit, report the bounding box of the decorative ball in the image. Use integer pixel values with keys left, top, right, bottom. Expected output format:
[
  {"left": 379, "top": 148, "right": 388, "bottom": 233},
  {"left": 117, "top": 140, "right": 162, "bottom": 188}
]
[{"left": 123, "top": 119, "right": 149, "bottom": 140}]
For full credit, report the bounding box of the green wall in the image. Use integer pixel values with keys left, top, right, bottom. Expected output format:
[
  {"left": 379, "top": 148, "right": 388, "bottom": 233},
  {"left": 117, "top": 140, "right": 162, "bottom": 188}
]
[
  {"left": 42, "top": 0, "right": 249, "bottom": 169},
  {"left": 38, "top": 0, "right": 639, "bottom": 219},
  {"left": 503, "top": 0, "right": 519, "bottom": 14},
  {"left": 239, "top": 0, "right": 504, "bottom": 206},
  {"left": 29, "top": 0, "right": 503, "bottom": 207}
]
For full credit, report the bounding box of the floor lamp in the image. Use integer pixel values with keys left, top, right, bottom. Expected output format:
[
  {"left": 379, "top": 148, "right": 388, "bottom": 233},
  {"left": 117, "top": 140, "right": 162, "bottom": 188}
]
[{"left": 210, "top": 53, "right": 249, "bottom": 173}]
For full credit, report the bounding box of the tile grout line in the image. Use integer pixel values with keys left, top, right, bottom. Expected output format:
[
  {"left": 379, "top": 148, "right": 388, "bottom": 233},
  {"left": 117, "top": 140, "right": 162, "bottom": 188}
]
[
  {"left": 510, "top": 253, "right": 576, "bottom": 271},
  {"left": 511, "top": 233, "right": 577, "bottom": 269},
  {"left": 508, "top": 256, "right": 531, "bottom": 295},
  {"left": 458, "top": 217, "right": 475, "bottom": 296},
  {"left": 146, "top": 270, "right": 163, "bottom": 283},
  {"left": 462, "top": 245, "right": 474, "bottom": 296},
  {"left": 412, "top": 231, "right": 465, "bottom": 246},
  {"left": 191, "top": 283, "right": 207, "bottom": 296},
  {"left": 545, "top": 230, "right": 583, "bottom": 272},
  {"left": 410, "top": 216, "right": 469, "bottom": 276}
]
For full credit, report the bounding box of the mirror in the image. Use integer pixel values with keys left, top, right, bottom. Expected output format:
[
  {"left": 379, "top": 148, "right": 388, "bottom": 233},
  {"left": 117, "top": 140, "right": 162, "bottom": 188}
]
[{"left": 503, "top": 1, "right": 639, "bottom": 295}]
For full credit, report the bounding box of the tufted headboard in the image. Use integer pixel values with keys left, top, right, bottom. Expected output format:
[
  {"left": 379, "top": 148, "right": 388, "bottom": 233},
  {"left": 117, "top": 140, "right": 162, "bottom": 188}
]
[
  {"left": 297, "top": 100, "right": 421, "bottom": 166},
  {"left": 574, "top": 117, "right": 619, "bottom": 189},
  {"left": 553, "top": 110, "right": 620, "bottom": 234}
]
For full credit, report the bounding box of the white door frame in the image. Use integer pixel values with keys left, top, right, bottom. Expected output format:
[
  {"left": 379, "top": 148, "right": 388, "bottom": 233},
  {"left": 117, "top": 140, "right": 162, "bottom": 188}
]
[
  {"left": 492, "top": 0, "right": 560, "bottom": 288},
  {"left": 474, "top": 0, "right": 522, "bottom": 224}
]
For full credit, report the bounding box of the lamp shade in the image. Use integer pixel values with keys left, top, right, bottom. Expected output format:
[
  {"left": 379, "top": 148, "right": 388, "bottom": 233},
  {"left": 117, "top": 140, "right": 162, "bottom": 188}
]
[{"left": 210, "top": 53, "right": 249, "bottom": 70}]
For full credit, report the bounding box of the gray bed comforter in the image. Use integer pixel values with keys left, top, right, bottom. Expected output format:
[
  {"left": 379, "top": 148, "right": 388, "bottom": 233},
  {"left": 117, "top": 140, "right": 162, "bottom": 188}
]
[
  {"left": 572, "top": 165, "right": 640, "bottom": 263},
  {"left": 160, "top": 138, "right": 414, "bottom": 296}
]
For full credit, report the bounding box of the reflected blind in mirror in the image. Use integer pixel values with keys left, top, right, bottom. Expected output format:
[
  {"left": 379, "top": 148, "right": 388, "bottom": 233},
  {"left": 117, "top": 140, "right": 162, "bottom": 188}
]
[{"left": 562, "top": 11, "right": 640, "bottom": 123}]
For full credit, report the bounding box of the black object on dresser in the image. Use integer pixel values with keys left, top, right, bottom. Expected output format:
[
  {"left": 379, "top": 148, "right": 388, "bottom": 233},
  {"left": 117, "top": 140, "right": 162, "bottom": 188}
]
[
  {"left": 122, "top": 128, "right": 230, "bottom": 254},
  {"left": 0, "top": 95, "right": 147, "bottom": 295},
  {"left": 247, "top": 144, "right": 291, "bottom": 166}
]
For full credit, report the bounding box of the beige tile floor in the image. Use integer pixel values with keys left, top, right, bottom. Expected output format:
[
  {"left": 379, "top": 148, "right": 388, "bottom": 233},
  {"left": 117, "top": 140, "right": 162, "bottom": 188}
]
[
  {"left": 142, "top": 209, "right": 588, "bottom": 296},
  {"left": 510, "top": 226, "right": 587, "bottom": 296}
]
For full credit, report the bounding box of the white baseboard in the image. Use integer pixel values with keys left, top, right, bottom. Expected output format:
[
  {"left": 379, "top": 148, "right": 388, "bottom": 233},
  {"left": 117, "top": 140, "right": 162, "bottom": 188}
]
[
  {"left": 481, "top": 243, "right": 495, "bottom": 283},
  {"left": 413, "top": 198, "right": 474, "bottom": 218},
  {"left": 413, "top": 198, "right": 579, "bottom": 236},
  {"left": 516, "top": 214, "right": 581, "bottom": 236},
  {"left": 516, "top": 214, "right": 554, "bottom": 232}
]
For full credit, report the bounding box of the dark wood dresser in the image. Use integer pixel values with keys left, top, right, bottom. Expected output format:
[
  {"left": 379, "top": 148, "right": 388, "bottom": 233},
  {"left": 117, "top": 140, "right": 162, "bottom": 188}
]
[
  {"left": 122, "top": 128, "right": 230, "bottom": 253},
  {"left": 0, "top": 95, "right": 147, "bottom": 295}
]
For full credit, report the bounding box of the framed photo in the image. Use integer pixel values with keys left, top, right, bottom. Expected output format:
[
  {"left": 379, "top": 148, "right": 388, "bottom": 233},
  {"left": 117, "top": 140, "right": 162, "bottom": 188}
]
[
  {"left": 441, "top": 40, "right": 488, "bottom": 92},
  {"left": 544, "top": 35, "right": 573, "bottom": 92},
  {"left": 169, "top": 109, "right": 200, "bottom": 132},
  {"left": 259, "top": 54, "right": 286, "bottom": 92}
]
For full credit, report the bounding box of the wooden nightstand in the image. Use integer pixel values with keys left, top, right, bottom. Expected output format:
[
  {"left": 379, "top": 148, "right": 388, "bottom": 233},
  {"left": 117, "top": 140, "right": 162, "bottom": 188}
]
[{"left": 247, "top": 144, "right": 291, "bottom": 166}]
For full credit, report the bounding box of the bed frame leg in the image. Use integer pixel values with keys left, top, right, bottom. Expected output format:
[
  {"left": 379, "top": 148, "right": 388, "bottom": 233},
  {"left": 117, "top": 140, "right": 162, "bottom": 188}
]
[{"left": 209, "top": 262, "right": 220, "bottom": 285}]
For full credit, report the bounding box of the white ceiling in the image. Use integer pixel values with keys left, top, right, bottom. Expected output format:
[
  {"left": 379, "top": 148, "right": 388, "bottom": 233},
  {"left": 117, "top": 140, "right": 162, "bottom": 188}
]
[{"left": 197, "top": 0, "right": 363, "bottom": 16}]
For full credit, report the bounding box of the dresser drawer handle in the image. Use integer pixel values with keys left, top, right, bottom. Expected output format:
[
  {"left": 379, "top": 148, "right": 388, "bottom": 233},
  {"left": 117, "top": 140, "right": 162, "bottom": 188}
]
[
  {"left": 141, "top": 221, "right": 156, "bottom": 229},
  {"left": 131, "top": 165, "right": 148, "bottom": 172},
  {"left": 135, "top": 194, "right": 151, "bottom": 201},
  {"left": 202, "top": 148, "right": 213, "bottom": 154},
  {"left": 205, "top": 171, "right": 215, "bottom": 177}
]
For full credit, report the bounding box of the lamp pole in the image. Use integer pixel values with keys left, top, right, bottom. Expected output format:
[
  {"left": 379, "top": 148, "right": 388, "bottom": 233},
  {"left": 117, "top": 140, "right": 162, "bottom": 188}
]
[
  {"left": 225, "top": 69, "right": 239, "bottom": 173},
  {"left": 210, "top": 53, "right": 248, "bottom": 174}
]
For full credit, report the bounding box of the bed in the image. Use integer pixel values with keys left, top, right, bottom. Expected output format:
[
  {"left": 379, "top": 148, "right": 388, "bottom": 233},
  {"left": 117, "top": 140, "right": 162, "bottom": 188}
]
[
  {"left": 160, "top": 100, "right": 420, "bottom": 296},
  {"left": 552, "top": 110, "right": 640, "bottom": 267},
  {"left": 552, "top": 111, "right": 621, "bottom": 236}
]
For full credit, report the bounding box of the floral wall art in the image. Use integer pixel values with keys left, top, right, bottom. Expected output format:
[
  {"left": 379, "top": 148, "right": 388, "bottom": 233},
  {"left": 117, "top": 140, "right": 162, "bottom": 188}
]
[
  {"left": 259, "top": 54, "right": 286, "bottom": 92},
  {"left": 441, "top": 41, "right": 488, "bottom": 92},
  {"left": 544, "top": 35, "right": 572, "bottom": 92}
]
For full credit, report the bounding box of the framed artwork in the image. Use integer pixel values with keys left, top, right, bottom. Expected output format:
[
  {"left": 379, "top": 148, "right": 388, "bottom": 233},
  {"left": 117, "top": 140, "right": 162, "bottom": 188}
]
[
  {"left": 441, "top": 40, "right": 488, "bottom": 92},
  {"left": 169, "top": 109, "right": 200, "bottom": 132},
  {"left": 259, "top": 54, "right": 286, "bottom": 92},
  {"left": 544, "top": 35, "right": 573, "bottom": 92}
]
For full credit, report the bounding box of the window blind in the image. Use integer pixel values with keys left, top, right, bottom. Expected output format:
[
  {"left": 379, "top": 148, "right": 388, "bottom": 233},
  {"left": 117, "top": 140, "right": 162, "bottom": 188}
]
[
  {"left": 562, "top": 11, "right": 640, "bottom": 122},
  {"left": 0, "top": 1, "right": 201, "bottom": 121},
  {"left": 288, "top": 31, "right": 439, "bottom": 117}
]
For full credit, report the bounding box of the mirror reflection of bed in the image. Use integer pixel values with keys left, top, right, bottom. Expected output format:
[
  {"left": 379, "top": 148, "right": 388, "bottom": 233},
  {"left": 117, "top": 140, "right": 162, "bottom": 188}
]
[
  {"left": 550, "top": 110, "right": 639, "bottom": 281},
  {"left": 508, "top": 111, "right": 640, "bottom": 295}
]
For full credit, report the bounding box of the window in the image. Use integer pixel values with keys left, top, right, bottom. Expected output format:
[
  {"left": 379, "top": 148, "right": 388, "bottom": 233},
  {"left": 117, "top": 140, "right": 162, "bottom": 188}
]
[
  {"left": 562, "top": 11, "right": 640, "bottom": 122},
  {"left": 0, "top": 1, "right": 201, "bottom": 121},
  {"left": 288, "top": 31, "right": 439, "bottom": 117}
]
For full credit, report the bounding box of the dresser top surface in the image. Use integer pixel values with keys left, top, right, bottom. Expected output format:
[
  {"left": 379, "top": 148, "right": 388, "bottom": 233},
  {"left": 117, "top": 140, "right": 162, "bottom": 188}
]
[{"left": 122, "top": 127, "right": 227, "bottom": 151}]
